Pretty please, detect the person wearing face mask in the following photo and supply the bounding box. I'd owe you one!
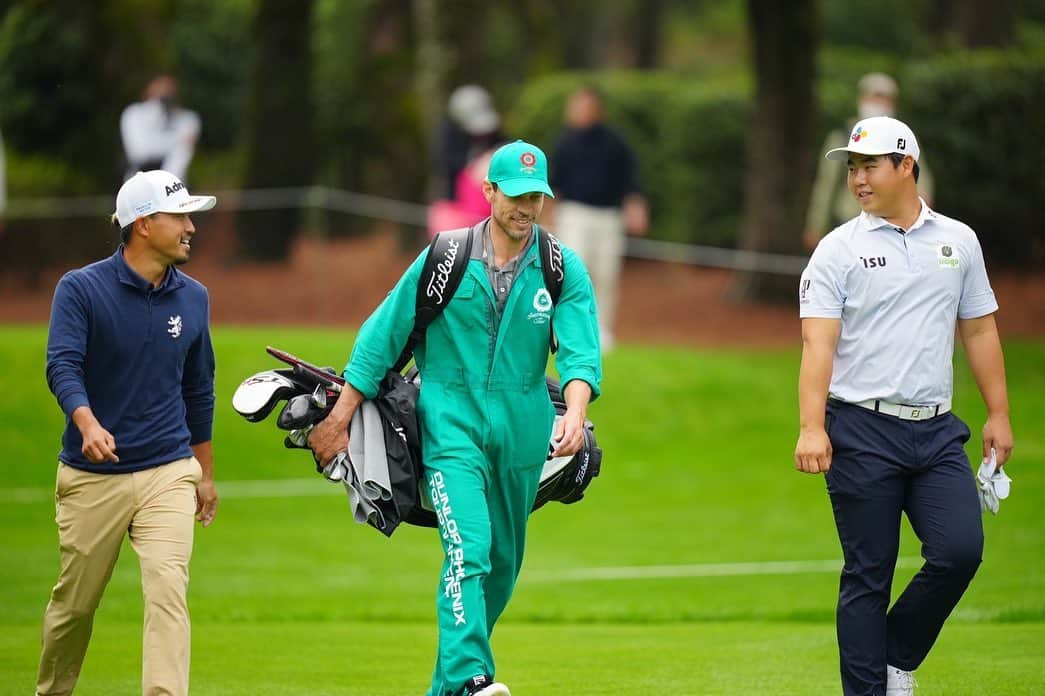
[803,74,934,250]
[120,74,202,182]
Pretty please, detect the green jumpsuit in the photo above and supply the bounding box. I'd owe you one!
[343,221,602,696]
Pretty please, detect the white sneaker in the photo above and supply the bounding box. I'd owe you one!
[886,665,917,695]
[465,675,510,696]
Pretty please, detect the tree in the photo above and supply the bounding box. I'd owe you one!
[956,0,1014,47]
[0,1,167,190]
[634,0,665,69]
[732,0,818,302]
[236,0,315,261]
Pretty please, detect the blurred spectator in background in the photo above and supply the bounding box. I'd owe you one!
[428,85,504,237]
[120,74,201,182]
[549,85,647,352]
[804,73,934,250]
[0,126,6,236]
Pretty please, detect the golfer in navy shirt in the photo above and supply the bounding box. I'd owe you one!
[795,117,1014,696]
[38,170,218,696]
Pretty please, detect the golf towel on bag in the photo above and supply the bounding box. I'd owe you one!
[323,369,434,536]
[343,400,394,528]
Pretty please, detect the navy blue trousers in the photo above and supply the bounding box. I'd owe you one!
[824,400,983,696]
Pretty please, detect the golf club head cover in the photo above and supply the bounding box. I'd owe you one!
[232,370,302,422]
[277,393,333,430]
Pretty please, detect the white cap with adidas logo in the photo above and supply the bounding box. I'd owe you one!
[114,170,216,228]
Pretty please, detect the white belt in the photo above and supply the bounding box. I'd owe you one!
[849,398,951,421]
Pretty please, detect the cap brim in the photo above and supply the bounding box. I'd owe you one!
[160,195,217,214]
[496,178,554,198]
[826,145,894,161]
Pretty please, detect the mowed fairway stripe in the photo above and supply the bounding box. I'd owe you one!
[1,477,340,503]
[525,556,923,582]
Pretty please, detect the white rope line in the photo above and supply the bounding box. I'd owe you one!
[5,186,809,274]
[523,557,924,582]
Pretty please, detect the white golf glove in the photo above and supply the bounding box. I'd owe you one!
[976,448,1012,515]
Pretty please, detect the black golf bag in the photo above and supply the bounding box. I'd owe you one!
[232,347,602,536]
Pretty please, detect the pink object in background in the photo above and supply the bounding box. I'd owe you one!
[426,148,496,238]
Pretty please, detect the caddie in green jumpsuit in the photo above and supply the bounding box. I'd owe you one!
[310,140,602,696]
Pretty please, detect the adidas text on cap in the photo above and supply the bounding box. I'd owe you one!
[487,140,554,198]
[114,170,217,228]
[826,116,920,163]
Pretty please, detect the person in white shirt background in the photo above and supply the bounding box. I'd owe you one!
[120,74,201,182]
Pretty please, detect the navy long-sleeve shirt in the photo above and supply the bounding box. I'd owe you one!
[549,123,641,208]
[46,247,215,474]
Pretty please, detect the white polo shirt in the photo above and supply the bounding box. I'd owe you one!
[799,200,998,405]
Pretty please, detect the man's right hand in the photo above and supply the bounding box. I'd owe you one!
[795,427,832,474]
[307,382,364,466]
[82,423,119,464]
[307,414,350,468]
[72,406,119,464]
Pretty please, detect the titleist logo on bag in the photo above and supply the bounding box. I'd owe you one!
[546,235,564,283]
[425,238,460,305]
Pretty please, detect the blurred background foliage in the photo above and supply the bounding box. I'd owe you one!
[1,0,1044,271]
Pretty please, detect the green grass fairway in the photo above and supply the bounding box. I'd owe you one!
[1,325,1043,694]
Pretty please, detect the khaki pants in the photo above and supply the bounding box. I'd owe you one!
[37,457,202,696]
[553,200,625,349]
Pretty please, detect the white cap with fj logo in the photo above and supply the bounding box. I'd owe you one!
[114,170,217,228]
[826,116,920,163]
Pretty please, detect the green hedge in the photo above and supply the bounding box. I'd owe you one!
[0,152,115,285]
[508,70,853,248]
[508,52,1045,264]
[508,72,753,246]
[904,50,1045,264]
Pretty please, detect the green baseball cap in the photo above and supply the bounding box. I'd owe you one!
[487,140,555,198]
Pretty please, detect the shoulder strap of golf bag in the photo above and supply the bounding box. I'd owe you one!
[536,226,565,353]
[392,228,473,373]
[391,225,566,372]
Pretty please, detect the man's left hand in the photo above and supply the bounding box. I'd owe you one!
[551,409,586,457]
[983,414,1014,467]
[195,479,219,527]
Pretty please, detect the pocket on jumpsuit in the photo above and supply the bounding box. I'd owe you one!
[443,277,486,332]
[510,393,556,472]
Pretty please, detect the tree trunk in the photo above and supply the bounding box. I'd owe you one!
[634,0,664,69]
[732,0,817,302]
[236,0,315,262]
[413,0,446,141]
[956,0,1013,47]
